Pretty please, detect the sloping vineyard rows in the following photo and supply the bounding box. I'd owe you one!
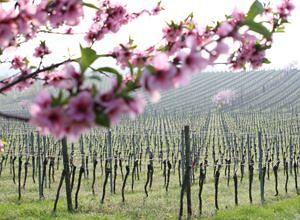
[1,69,300,117]
[147,68,300,114]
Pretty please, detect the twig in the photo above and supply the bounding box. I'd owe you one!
[0,111,29,122]
[0,59,75,94]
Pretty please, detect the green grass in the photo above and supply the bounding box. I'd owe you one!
[0,193,300,219]
[213,195,300,220]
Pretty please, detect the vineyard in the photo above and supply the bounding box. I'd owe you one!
[1,68,300,219]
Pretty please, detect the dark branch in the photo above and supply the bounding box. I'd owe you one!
[0,58,75,94]
[0,111,29,122]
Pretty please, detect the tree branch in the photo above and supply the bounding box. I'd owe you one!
[0,111,29,122]
[0,58,75,94]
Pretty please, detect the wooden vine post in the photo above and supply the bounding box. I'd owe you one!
[61,138,73,211]
[181,129,185,185]
[258,130,264,204]
[108,129,113,194]
[37,134,44,199]
[179,125,192,220]
[289,136,293,175]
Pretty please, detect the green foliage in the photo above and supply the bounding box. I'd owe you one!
[246,0,264,21]
[244,0,272,39]
[95,67,123,88]
[51,90,68,107]
[95,112,110,127]
[80,46,98,73]
[263,58,271,64]
[275,26,285,33]
[82,2,99,10]
[244,20,272,38]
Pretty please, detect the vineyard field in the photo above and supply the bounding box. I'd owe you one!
[1,69,300,219]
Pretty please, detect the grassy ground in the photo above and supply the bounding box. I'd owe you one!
[1,193,300,220]
[212,195,300,220]
[0,162,299,219]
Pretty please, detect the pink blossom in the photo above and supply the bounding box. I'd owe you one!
[95,86,145,125]
[42,71,68,88]
[64,64,81,80]
[125,94,145,118]
[163,25,182,43]
[0,20,18,49]
[63,92,95,142]
[85,3,128,43]
[14,79,34,91]
[210,41,229,62]
[85,1,160,44]
[231,33,265,69]
[30,90,96,142]
[277,0,295,19]
[30,106,67,139]
[64,122,89,143]
[184,34,200,50]
[0,2,48,50]
[141,63,176,92]
[148,90,161,103]
[172,68,191,89]
[112,45,133,69]
[42,64,80,89]
[0,140,4,153]
[130,51,148,67]
[179,50,209,73]
[0,0,292,143]
[96,91,127,126]
[151,1,164,15]
[15,10,33,34]
[231,8,245,23]
[66,91,95,123]
[140,53,185,102]
[217,22,234,37]
[106,5,128,33]
[167,41,185,55]
[140,67,175,102]
[249,50,266,69]
[212,89,236,106]
[34,42,51,58]
[13,69,34,91]
[103,99,127,126]
[152,53,169,71]
[216,41,229,54]
[11,56,26,70]
[47,0,83,27]
[32,1,48,25]
[123,74,134,84]
[29,90,52,116]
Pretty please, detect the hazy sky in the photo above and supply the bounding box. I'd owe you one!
[0,0,299,79]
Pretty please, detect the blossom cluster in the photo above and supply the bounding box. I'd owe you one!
[30,63,144,141]
[0,0,83,51]
[277,0,295,19]
[1,55,33,92]
[0,41,51,92]
[0,0,294,142]
[231,33,266,69]
[138,0,294,103]
[85,1,163,43]
[212,89,236,107]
